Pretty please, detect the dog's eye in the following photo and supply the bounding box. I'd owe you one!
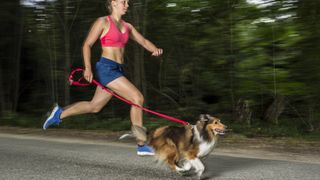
[214,121,218,124]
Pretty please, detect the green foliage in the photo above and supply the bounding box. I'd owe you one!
[60,115,132,131]
[231,120,305,138]
[0,112,43,128]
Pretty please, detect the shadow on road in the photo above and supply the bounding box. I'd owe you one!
[201,155,261,179]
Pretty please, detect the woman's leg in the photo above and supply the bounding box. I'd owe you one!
[60,86,113,119]
[107,76,145,144]
[107,77,144,127]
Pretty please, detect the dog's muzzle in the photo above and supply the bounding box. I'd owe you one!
[214,128,226,135]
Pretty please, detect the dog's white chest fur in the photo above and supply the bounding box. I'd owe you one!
[198,140,216,157]
[192,125,217,157]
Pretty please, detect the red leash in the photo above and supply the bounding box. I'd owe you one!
[69,68,189,125]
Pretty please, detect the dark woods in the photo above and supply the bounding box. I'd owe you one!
[1,0,319,137]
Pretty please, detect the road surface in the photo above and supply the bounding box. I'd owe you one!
[0,133,319,180]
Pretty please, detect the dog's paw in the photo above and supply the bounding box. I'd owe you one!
[177,169,196,177]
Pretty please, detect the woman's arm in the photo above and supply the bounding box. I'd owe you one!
[127,23,163,56]
[82,17,105,82]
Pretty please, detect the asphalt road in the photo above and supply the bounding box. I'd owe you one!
[0,133,319,180]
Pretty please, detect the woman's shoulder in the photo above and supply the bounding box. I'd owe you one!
[123,21,133,30]
[93,16,110,26]
[96,16,109,23]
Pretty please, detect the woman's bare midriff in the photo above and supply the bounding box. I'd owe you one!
[101,47,125,64]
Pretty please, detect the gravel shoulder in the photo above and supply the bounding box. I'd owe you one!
[1,126,319,164]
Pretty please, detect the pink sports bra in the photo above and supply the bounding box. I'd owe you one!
[100,16,130,48]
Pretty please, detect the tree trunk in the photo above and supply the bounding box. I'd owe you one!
[228,0,236,119]
[12,5,23,112]
[235,98,252,126]
[307,104,315,132]
[0,63,4,116]
[63,0,71,105]
[64,33,71,105]
[49,28,59,102]
[131,0,148,99]
[264,95,286,125]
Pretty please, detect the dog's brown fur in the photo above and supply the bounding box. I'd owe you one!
[148,114,226,178]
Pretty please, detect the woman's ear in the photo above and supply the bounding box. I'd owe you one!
[111,0,117,7]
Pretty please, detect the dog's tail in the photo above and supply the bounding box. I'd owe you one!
[118,133,134,140]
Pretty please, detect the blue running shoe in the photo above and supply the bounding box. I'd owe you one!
[43,104,63,130]
[137,144,155,156]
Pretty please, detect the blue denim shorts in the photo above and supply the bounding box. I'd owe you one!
[95,57,124,86]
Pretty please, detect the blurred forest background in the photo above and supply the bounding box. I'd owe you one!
[1,0,319,138]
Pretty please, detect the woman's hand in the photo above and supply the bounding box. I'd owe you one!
[83,68,93,83]
[151,48,163,57]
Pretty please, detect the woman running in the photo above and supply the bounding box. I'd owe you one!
[43,0,163,156]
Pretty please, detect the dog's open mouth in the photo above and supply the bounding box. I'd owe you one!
[214,128,225,135]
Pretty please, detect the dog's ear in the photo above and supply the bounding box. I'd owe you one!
[196,120,205,131]
[199,114,207,121]
[200,114,211,121]
[197,114,212,131]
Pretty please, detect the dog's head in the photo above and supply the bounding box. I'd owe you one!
[197,114,227,136]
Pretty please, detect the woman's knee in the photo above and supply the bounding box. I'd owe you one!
[89,103,104,113]
[131,93,144,105]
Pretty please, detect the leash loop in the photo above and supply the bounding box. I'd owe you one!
[69,68,91,86]
[68,68,189,125]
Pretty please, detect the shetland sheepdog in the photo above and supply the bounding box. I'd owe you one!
[148,114,227,179]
